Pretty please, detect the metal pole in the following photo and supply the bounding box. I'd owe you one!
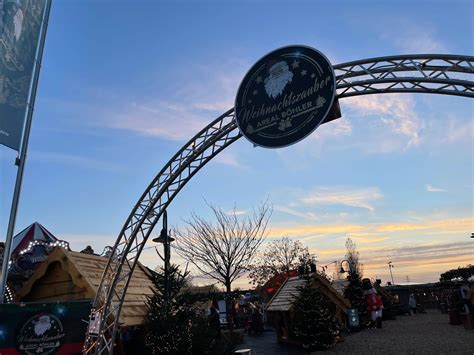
[162,211,169,305]
[388,262,395,285]
[0,0,52,303]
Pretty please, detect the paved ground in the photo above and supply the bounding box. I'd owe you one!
[234,310,474,354]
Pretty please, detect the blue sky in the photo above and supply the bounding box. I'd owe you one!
[1,0,473,287]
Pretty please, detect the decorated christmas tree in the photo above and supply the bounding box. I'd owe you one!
[144,264,214,355]
[293,279,340,351]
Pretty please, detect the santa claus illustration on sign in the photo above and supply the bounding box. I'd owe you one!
[264,61,293,99]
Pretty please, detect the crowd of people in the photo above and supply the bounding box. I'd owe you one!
[208,298,266,336]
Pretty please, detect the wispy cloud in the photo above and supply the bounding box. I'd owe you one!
[300,187,383,212]
[274,205,319,221]
[104,101,209,141]
[214,151,248,169]
[99,59,246,141]
[225,209,247,216]
[375,217,471,233]
[268,216,472,239]
[444,118,474,143]
[425,184,446,192]
[31,151,123,172]
[344,94,423,151]
[276,117,352,168]
[380,22,448,54]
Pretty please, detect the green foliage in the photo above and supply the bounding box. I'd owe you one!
[292,280,340,351]
[440,264,474,282]
[144,264,215,355]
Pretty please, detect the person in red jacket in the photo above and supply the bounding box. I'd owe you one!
[367,288,384,328]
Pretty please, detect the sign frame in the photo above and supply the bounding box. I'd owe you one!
[235,44,337,149]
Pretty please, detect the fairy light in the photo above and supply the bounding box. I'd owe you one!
[18,239,70,255]
[4,284,14,303]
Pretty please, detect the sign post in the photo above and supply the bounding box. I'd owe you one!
[0,0,52,303]
[235,45,339,148]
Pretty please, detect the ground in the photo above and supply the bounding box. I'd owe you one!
[234,310,474,354]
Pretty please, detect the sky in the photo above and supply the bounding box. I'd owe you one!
[1,0,473,289]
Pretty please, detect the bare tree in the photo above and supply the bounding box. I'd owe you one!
[345,237,363,276]
[173,201,272,294]
[248,236,316,288]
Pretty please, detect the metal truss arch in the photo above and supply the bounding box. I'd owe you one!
[85,54,473,354]
[334,54,473,98]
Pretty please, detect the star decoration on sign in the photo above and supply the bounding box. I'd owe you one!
[301,69,307,76]
[255,76,262,84]
[253,89,258,95]
[291,60,300,69]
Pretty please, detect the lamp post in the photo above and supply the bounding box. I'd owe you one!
[152,210,175,305]
[339,259,351,274]
[321,260,338,273]
[388,261,395,285]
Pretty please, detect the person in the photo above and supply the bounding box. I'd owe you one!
[250,308,263,335]
[208,306,221,338]
[409,293,417,314]
[469,284,474,316]
[367,288,384,328]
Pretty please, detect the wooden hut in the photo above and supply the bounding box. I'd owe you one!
[15,247,155,327]
[265,273,350,344]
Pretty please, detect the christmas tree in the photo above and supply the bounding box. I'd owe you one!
[293,279,340,351]
[144,264,214,355]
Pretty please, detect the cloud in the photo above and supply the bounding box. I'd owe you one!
[380,22,448,54]
[268,224,366,238]
[444,118,474,143]
[31,151,123,172]
[344,94,423,151]
[103,60,245,140]
[300,187,383,212]
[225,209,247,216]
[267,216,472,240]
[355,241,474,278]
[103,100,210,141]
[374,217,471,233]
[276,117,353,167]
[274,205,319,221]
[425,184,446,192]
[213,151,247,169]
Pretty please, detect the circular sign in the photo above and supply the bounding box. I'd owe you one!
[235,45,336,148]
[16,314,65,354]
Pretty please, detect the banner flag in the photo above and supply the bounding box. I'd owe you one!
[0,0,46,151]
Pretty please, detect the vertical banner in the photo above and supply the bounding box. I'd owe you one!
[0,0,46,151]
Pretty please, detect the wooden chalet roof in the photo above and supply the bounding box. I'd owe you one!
[15,247,155,326]
[266,276,306,312]
[266,273,351,313]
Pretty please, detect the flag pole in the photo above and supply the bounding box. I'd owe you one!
[0,0,52,303]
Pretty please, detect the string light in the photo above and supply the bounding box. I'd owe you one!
[4,284,14,303]
[18,239,70,255]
